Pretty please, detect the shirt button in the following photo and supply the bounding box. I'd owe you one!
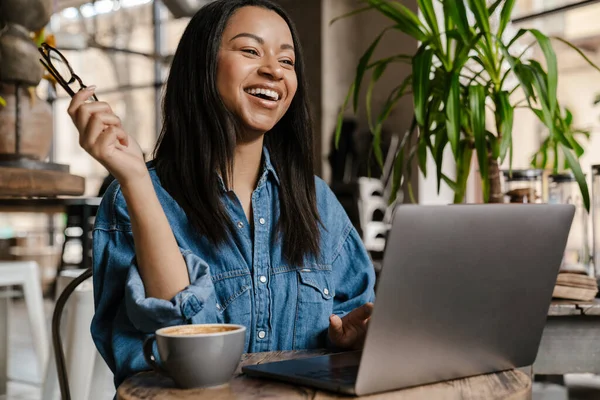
[259,217,266,225]
[258,330,266,339]
[237,221,244,229]
[323,288,329,295]
[259,275,267,283]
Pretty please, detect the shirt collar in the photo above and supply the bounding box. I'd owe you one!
[261,146,280,186]
[215,146,280,192]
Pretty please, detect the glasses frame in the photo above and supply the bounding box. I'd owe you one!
[38,42,98,101]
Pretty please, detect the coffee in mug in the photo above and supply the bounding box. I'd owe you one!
[161,325,240,335]
[143,323,246,388]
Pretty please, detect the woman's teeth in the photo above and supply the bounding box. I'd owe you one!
[245,88,279,101]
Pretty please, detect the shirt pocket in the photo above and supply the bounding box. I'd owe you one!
[212,272,252,350]
[294,267,334,349]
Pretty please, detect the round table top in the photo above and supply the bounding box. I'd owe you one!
[117,350,532,400]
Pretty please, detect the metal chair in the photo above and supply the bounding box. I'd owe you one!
[51,267,93,400]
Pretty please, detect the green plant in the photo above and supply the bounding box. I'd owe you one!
[531,107,591,171]
[336,0,600,210]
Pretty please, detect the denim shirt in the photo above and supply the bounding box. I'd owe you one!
[91,148,376,388]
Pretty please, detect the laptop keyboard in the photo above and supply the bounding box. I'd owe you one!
[296,365,359,384]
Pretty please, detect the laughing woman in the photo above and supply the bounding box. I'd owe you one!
[67,0,375,387]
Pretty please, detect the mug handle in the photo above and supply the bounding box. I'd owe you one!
[143,335,170,377]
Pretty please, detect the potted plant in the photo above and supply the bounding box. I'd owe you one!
[336,0,600,210]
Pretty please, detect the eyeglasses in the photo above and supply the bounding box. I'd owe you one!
[38,42,98,101]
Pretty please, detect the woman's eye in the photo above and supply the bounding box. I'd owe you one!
[281,59,295,66]
[242,49,259,56]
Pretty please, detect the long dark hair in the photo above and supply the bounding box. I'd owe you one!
[153,0,320,266]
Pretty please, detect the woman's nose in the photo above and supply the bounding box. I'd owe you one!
[258,56,284,80]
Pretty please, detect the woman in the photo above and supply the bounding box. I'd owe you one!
[67,0,375,387]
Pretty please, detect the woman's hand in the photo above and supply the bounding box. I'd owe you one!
[328,302,373,350]
[67,86,147,186]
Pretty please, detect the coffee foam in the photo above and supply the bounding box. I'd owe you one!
[161,325,239,336]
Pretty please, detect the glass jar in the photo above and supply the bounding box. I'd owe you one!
[548,173,591,275]
[592,165,600,279]
[502,169,543,204]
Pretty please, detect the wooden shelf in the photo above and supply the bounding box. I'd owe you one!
[0,166,85,197]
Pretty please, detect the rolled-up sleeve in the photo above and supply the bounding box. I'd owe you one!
[125,249,217,333]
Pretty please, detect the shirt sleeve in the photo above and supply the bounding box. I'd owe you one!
[124,247,218,333]
[330,224,376,319]
[93,226,219,336]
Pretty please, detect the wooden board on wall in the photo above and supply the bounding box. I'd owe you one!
[0,166,85,197]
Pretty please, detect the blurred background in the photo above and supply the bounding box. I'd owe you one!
[3,1,600,399]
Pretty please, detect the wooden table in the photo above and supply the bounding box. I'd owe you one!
[117,350,532,399]
[534,299,600,375]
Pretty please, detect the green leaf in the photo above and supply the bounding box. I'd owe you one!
[487,130,499,160]
[497,36,535,103]
[370,74,411,174]
[506,29,528,50]
[454,33,485,69]
[390,144,405,204]
[367,0,428,41]
[418,133,428,178]
[469,84,489,202]
[552,36,600,74]
[553,142,559,172]
[529,29,558,116]
[540,139,549,169]
[417,0,439,37]
[560,143,590,211]
[498,0,517,37]
[366,61,390,132]
[372,125,384,169]
[334,82,355,148]
[377,75,412,127]
[563,129,585,157]
[496,91,513,163]
[488,0,503,15]
[435,133,449,193]
[466,0,491,37]
[512,64,536,101]
[412,47,434,126]
[527,63,556,138]
[444,0,471,42]
[367,54,412,69]
[405,143,419,203]
[565,108,573,127]
[353,28,390,112]
[442,174,459,192]
[455,139,473,203]
[390,119,417,203]
[446,72,461,156]
[329,5,373,26]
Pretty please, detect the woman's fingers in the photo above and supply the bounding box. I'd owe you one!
[66,86,96,118]
[80,112,123,151]
[74,102,117,132]
[91,126,125,161]
[347,303,373,325]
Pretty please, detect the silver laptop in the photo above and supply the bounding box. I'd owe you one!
[242,204,575,396]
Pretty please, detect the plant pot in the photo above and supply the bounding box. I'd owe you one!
[0,82,53,160]
[0,0,52,32]
[0,24,44,86]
